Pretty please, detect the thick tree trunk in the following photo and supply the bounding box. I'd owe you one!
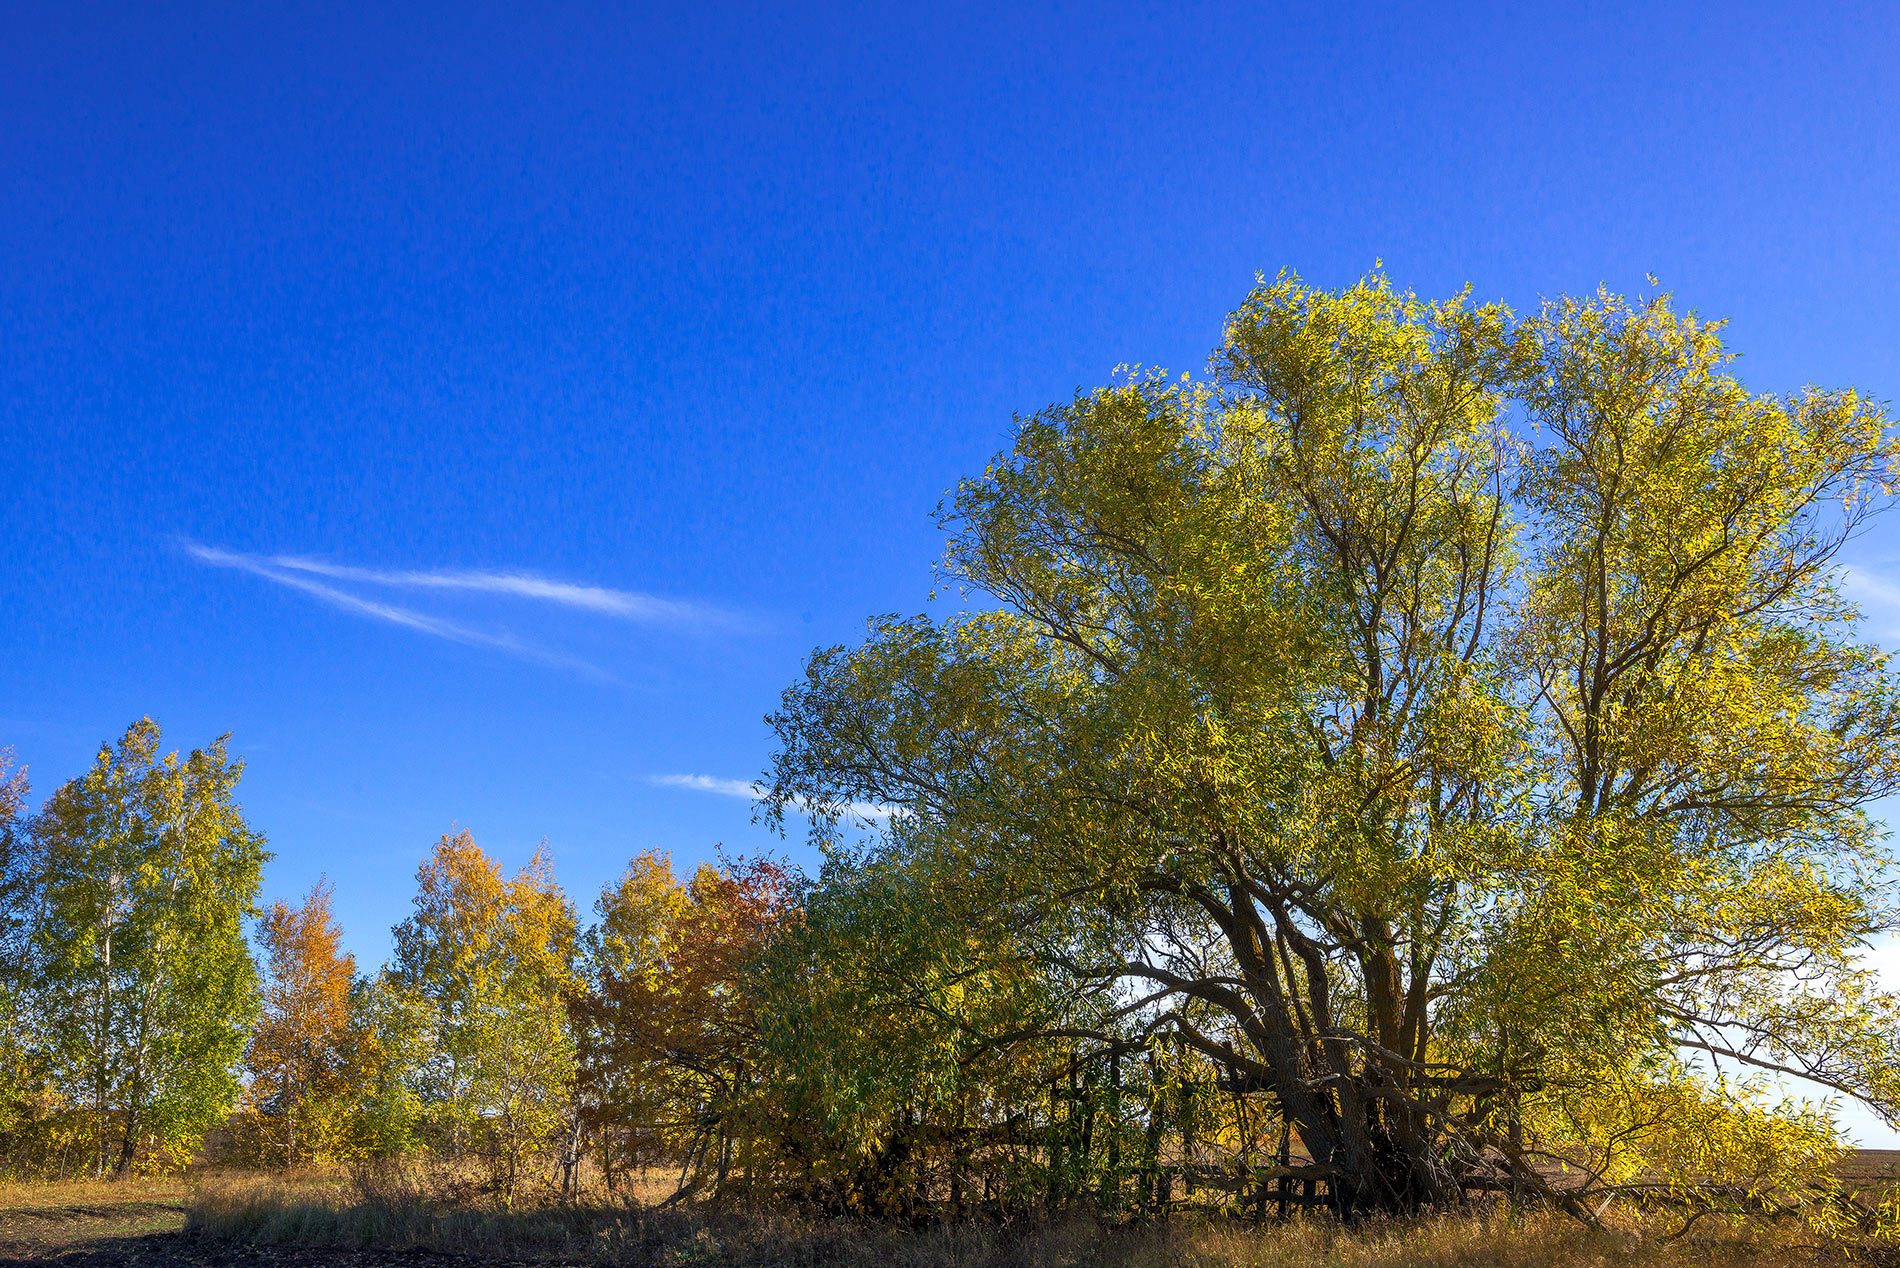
[113,1100,139,1177]
[1280,1080,1462,1218]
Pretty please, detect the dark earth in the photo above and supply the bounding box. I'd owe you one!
[0,1184,545,1268]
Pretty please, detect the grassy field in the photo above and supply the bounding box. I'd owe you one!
[177,1170,1888,1268]
[0,1177,191,1263]
[0,1169,1889,1267]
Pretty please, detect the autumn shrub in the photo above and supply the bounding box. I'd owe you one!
[573,849,798,1201]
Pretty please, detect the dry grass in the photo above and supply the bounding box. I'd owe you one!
[183,1170,1877,1267]
[0,1174,190,1209]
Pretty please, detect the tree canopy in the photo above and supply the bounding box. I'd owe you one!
[3,274,1897,1237]
[767,273,1900,1216]
[241,879,360,1168]
[14,720,268,1175]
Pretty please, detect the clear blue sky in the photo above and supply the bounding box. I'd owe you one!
[4,0,1899,1127]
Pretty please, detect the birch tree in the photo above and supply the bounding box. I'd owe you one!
[25,720,267,1175]
[387,831,577,1206]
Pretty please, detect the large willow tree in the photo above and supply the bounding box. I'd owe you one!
[768,274,1900,1217]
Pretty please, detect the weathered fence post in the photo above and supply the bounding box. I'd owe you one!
[1047,1077,1063,1213]
[1275,1121,1291,1219]
[949,1100,968,1220]
[1101,1051,1122,1211]
[1179,1076,1198,1196]
[1138,1063,1165,1214]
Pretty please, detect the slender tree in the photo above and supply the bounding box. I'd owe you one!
[25,720,267,1175]
[387,831,577,1206]
[0,747,28,984]
[245,878,359,1167]
[0,750,44,1171]
[0,746,26,922]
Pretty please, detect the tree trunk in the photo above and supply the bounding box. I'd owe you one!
[559,1102,583,1202]
[1100,1053,1121,1211]
[94,921,112,1180]
[1279,1080,1459,1218]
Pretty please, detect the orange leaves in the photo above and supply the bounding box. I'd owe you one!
[255,880,354,1053]
[392,830,577,1003]
[573,851,796,1182]
[384,831,580,1203]
[588,851,794,1061]
[244,880,358,1167]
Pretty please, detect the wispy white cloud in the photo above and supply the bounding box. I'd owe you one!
[653,774,770,799]
[650,773,899,822]
[186,544,608,677]
[1842,563,1900,609]
[188,546,736,629]
[1841,564,1900,640]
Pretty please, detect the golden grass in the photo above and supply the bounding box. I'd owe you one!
[183,1170,1870,1267]
[0,1174,190,1209]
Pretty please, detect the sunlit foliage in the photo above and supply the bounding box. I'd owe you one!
[9,721,267,1176]
[3,273,1896,1241]
[767,273,1900,1219]
[237,879,363,1168]
[382,831,578,1206]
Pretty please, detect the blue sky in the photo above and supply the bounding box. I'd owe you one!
[4,1,1899,1134]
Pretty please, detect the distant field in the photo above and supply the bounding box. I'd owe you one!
[1834,1149,1900,1182]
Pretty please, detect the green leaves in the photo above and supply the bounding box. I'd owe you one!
[15,720,268,1176]
[766,271,1900,1217]
[384,832,578,1204]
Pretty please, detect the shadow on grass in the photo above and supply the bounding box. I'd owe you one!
[184,1171,1880,1268]
[0,1230,487,1267]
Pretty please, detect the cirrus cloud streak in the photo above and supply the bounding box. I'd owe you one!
[650,773,899,822]
[187,545,610,676]
[181,542,772,678]
[188,545,738,629]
